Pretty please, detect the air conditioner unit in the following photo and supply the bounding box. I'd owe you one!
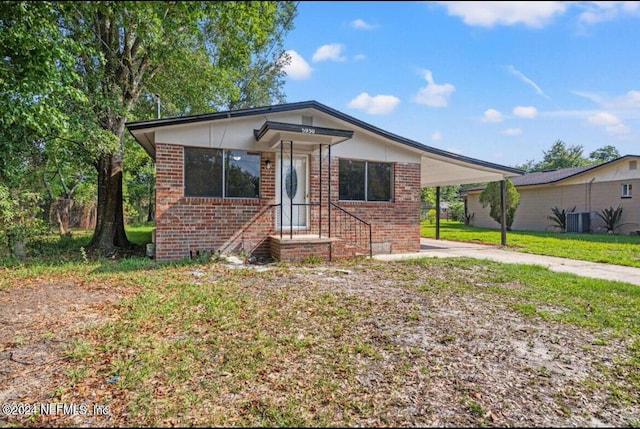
[566,212,590,233]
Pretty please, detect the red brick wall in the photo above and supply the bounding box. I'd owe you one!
[154,143,420,261]
[329,160,421,253]
[155,144,276,261]
[270,237,332,262]
[312,155,421,254]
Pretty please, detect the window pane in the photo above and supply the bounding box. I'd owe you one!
[184,147,222,197]
[339,159,365,200]
[226,151,260,198]
[367,162,391,201]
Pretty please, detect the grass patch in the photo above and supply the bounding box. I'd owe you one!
[125,223,155,245]
[405,256,640,407]
[407,256,640,335]
[45,263,424,427]
[3,225,639,426]
[421,219,640,267]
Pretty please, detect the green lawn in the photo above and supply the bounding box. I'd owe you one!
[421,219,640,268]
[2,222,640,426]
[2,255,639,427]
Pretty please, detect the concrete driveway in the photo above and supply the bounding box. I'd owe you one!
[374,237,640,286]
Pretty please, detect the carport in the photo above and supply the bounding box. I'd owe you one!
[418,150,523,245]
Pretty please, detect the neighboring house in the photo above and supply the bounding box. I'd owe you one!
[126,100,521,262]
[464,155,640,234]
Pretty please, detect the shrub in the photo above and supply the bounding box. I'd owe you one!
[596,205,625,233]
[427,208,436,224]
[479,179,520,230]
[448,201,465,222]
[547,206,576,231]
[0,184,48,257]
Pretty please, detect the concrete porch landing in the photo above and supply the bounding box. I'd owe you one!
[269,234,332,262]
[269,234,369,262]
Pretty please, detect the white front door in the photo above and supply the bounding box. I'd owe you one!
[276,154,308,229]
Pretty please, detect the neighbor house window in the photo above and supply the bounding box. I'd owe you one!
[338,159,391,201]
[622,183,632,198]
[184,147,259,198]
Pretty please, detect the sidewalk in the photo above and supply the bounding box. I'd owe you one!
[373,237,640,286]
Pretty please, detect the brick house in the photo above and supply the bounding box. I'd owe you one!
[126,101,520,262]
[464,155,640,234]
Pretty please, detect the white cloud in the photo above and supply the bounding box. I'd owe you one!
[280,50,313,80]
[588,111,629,134]
[353,53,366,61]
[605,90,640,110]
[572,89,640,115]
[513,106,538,118]
[351,18,377,30]
[506,65,549,98]
[437,1,567,28]
[431,131,442,142]
[578,1,640,25]
[482,108,504,123]
[312,43,346,62]
[412,70,455,107]
[501,128,522,136]
[348,93,400,115]
[572,90,604,104]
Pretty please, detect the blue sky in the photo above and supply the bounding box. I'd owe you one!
[280,1,640,167]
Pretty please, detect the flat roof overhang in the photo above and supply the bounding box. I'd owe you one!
[420,154,522,187]
[254,121,354,149]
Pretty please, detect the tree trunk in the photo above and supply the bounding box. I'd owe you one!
[55,197,72,236]
[146,174,155,222]
[87,153,131,252]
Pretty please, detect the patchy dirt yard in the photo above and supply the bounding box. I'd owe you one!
[1,258,638,427]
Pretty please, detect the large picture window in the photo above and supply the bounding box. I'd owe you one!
[339,159,391,201]
[184,147,259,198]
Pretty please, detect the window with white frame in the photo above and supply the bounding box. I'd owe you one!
[184,147,260,198]
[621,183,632,198]
[338,159,392,201]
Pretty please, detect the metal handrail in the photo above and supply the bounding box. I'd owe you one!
[329,202,372,258]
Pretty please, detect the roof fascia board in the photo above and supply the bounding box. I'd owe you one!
[125,100,524,175]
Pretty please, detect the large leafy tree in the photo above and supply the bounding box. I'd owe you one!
[0,1,85,186]
[50,1,297,253]
[515,141,621,172]
[0,2,89,251]
[479,179,520,230]
[420,185,460,207]
[534,140,587,172]
[589,145,620,163]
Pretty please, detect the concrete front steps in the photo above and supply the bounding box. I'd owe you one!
[269,234,370,262]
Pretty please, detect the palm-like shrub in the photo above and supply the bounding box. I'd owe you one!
[595,205,624,233]
[547,206,576,231]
